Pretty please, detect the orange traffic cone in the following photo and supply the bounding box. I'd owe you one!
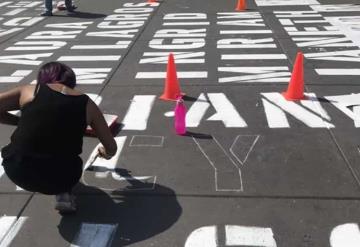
[236,0,247,11]
[282,52,305,101]
[147,0,156,3]
[159,53,184,101]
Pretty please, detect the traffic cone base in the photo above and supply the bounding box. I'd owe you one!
[282,52,305,101]
[281,91,305,101]
[159,92,185,101]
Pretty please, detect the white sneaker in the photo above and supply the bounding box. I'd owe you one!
[55,193,76,214]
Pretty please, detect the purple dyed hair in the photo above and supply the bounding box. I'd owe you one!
[36,62,76,89]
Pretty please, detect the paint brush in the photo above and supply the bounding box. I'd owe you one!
[84,152,99,171]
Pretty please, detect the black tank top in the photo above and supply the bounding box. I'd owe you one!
[3,84,89,158]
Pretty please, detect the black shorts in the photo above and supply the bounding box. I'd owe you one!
[2,153,83,195]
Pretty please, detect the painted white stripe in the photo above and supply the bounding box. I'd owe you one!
[217,12,261,18]
[71,45,127,49]
[185,226,217,247]
[294,37,354,48]
[71,41,131,49]
[222,54,287,60]
[325,17,360,47]
[86,94,102,106]
[0,2,12,7]
[304,27,322,32]
[219,67,290,83]
[74,68,112,84]
[330,223,360,247]
[6,41,67,51]
[325,93,360,128]
[84,136,126,171]
[136,71,207,78]
[4,8,26,16]
[262,98,289,128]
[316,69,360,75]
[140,52,205,64]
[226,225,277,246]
[0,216,27,247]
[302,93,331,121]
[163,22,210,26]
[279,19,293,26]
[288,31,343,35]
[155,29,206,38]
[17,1,42,7]
[58,56,121,61]
[0,70,32,83]
[284,27,298,32]
[207,93,247,127]
[311,4,360,12]
[218,44,277,48]
[70,223,117,247]
[262,92,334,128]
[186,93,210,127]
[0,28,23,38]
[256,0,319,6]
[220,30,272,34]
[354,106,360,128]
[122,95,156,130]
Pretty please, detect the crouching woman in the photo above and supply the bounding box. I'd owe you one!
[0,62,117,213]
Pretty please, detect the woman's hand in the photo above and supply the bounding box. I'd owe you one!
[97,146,114,160]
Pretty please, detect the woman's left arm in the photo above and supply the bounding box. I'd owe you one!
[0,86,23,113]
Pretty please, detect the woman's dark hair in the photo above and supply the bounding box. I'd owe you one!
[36,62,76,91]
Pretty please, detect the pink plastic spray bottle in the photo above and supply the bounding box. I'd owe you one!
[174,97,187,135]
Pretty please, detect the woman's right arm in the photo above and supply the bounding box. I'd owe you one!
[86,99,117,159]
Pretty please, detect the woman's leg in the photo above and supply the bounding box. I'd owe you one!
[41,0,53,16]
[55,191,76,213]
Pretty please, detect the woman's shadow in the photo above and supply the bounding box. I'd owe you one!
[57,169,182,246]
